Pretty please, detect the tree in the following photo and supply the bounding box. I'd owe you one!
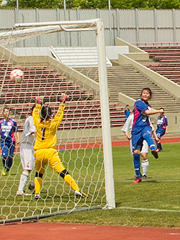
[4,0,180,9]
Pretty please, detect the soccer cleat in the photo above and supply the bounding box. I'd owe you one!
[16,191,31,196]
[151,149,159,159]
[28,184,35,194]
[1,168,8,176]
[133,177,142,184]
[156,148,162,152]
[142,174,148,179]
[35,194,41,200]
[74,190,87,198]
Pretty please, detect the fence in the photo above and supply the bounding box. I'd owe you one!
[1,8,180,46]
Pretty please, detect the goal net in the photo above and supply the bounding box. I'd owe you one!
[0,19,115,223]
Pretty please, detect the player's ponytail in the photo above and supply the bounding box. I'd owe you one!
[40,105,52,122]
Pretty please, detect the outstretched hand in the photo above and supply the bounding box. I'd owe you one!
[36,96,44,104]
[60,93,68,103]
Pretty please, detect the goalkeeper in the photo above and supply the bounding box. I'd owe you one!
[32,95,86,199]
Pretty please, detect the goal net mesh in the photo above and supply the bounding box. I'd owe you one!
[0,19,114,223]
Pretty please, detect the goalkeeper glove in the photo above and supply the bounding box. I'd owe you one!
[60,93,68,103]
[36,96,44,105]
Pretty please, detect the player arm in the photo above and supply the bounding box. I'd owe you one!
[165,125,168,134]
[152,129,159,142]
[165,117,168,133]
[53,104,65,124]
[121,115,132,140]
[32,104,41,128]
[16,131,20,144]
[124,132,131,140]
[145,108,164,115]
[26,117,36,136]
[53,94,67,124]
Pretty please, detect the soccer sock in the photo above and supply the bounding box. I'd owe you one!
[141,159,149,176]
[18,171,29,192]
[143,133,156,150]
[34,177,42,194]
[2,157,6,168]
[64,174,80,191]
[30,173,35,187]
[6,157,13,172]
[133,153,141,178]
[157,142,162,150]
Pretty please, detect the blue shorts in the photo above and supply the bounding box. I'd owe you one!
[1,141,15,158]
[132,126,152,152]
[156,128,165,139]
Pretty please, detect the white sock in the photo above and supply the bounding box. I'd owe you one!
[18,171,29,192]
[141,159,149,176]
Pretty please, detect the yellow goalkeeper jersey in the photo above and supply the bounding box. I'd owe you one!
[33,103,65,150]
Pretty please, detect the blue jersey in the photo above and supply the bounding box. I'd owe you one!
[125,109,130,119]
[132,99,151,133]
[0,118,18,143]
[157,115,168,130]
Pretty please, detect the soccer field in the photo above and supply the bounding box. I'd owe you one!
[1,143,180,227]
[41,143,180,228]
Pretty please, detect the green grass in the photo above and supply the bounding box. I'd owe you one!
[1,143,180,228]
[41,143,180,228]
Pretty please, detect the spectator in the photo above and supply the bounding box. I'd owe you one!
[124,105,131,122]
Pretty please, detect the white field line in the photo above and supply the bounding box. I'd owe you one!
[118,206,180,213]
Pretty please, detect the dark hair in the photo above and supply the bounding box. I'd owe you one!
[40,105,52,122]
[3,107,9,112]
[31,104,36,114]
[159,107,164,111]
[141,87,152,99]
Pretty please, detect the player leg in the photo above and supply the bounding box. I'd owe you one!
[48,149,87,197]
[142,127,158,159]
[141,140,149,179]
[17,144,34,195]
[5,142,15,173]
[132,132,143,183]
[1,144,10,176]
[156,130,165,151]
[28,174,35,193]
[34,150,46,199]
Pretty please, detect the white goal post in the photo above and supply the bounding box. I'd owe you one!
[0,18,115,223]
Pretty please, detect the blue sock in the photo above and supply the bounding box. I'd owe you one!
[133,153,141,178]
[157,142,162,150]
[143,133,156,150]
[6,157,13,172]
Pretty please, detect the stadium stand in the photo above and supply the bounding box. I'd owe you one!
[137,44,180,85]
[0,60,125,131]
[77,62,179,113]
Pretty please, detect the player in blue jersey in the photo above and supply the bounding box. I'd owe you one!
[131,88,164,184]
[0,107,20,176]
[156,108,168,151]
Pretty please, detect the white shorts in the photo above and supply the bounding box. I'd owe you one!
[130,139,148,155]
[20,143,35,171]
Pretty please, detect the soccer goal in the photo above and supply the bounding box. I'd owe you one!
[0,18,115,223]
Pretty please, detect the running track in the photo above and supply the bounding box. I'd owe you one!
[1,222,180,240]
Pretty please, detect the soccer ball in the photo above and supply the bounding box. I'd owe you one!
[10,69,24,83]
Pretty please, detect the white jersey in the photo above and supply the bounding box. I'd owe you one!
[21,116,36,145]
[121,114,154,154]
[20,116,36,170]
